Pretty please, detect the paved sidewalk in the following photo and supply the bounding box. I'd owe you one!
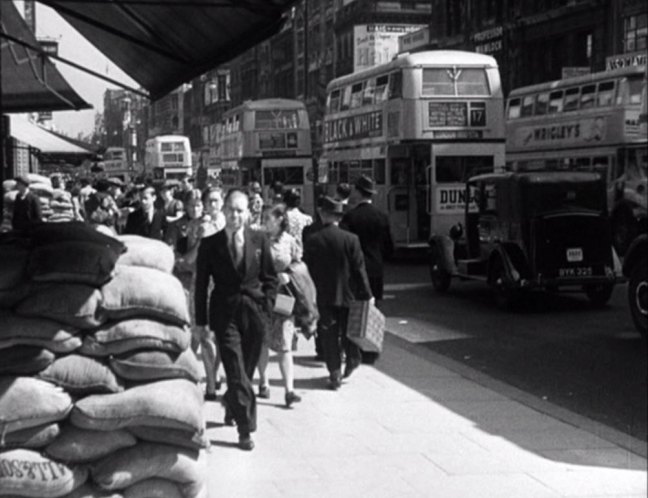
[201,334,647,498]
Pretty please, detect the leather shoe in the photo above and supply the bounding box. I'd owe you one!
[328,374,342,390]
[258,385,270,399]
[238,433,254,451]
[343,360,360,379]
[285,391,302,407]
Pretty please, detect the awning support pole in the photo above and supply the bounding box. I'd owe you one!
[0,31,150,98]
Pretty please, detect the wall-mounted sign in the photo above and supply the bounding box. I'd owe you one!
[354,24,425,72]
[398,27,430,53]
[472,26,503,55]
[605,51,647,71]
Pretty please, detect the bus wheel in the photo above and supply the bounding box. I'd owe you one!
[429,249,451,292]
[628,258,648,338]
[612,208,637,256]
[584,283,614,308]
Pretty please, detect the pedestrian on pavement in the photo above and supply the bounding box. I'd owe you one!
[11,175,42,233]
[256,203,304,408]
[195,189,278,451]
[303,196,372,390]
[124,186,167,240]
[248,191,265,230]
[201,186,226,235]
[283,188,312,247]
[160,184,184,224]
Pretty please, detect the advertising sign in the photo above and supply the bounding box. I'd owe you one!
[513,117,608,148]
[435,186,477,214]
[472,26,503,55]
[398,26,430,53]
[605,51,647,71]
[324,111,383,143]
[354,24,425,72]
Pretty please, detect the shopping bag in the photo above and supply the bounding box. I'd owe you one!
[346,300,385,353]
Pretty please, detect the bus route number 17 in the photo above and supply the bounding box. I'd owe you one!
[469,103,486,127]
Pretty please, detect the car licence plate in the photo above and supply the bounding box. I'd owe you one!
[566,247,583,262]
[558,267,592,277]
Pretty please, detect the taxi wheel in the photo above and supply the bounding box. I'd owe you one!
[628,258,648,338]
[429,249,451,293]
[584,283,614,308]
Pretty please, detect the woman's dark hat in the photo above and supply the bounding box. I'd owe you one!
[320,196,344,215]
[355,175,377,195]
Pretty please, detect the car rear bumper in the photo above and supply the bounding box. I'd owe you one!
[523,274,618,288]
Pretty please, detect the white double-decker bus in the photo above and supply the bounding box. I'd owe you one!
[144,135,192,180]
[321,50,505,248]
[505,65,647,253]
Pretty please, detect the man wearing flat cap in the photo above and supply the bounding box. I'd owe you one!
[11,175,42,233]
[303,196,373,390]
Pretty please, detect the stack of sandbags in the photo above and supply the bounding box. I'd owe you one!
[49,189,76,223]
[0,225,209,498]
[27,174,55,222]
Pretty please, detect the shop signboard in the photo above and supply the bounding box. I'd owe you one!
[472,26,503,55]
[605,51,647,71]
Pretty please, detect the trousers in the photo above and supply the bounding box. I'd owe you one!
[213,296,266,434]
[319,305,361,377]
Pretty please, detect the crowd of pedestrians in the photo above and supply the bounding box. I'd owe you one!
[6,172,393,452]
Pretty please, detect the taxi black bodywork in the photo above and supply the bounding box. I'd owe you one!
[428,171,618,307]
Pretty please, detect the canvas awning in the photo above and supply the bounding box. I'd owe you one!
[9,116,94,155]
[0,1,91,113]
[43,0,297,101]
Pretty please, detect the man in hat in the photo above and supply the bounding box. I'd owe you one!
[303,196,372,390]
[11,175,42,233]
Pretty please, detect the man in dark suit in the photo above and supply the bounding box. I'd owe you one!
[342,175,394,302]
[195,189,278,451]
[124,186,167,240]
[11,175,42,233]
[303,196,372,390]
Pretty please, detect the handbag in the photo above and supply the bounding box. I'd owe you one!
[273,285,296,317]
[346,300,385,353]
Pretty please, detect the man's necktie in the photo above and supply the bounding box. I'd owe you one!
[230,230,243,267]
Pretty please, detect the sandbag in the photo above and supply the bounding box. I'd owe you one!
[0,424,60,450]
[30,182,54,197]
[90,443,204,497]
[27,173,51,186]
[80,320,189,357]
[127,426,208,451]
[109,349,200,383]
[0,377,72,433]
[70,379,204,433]
[38,355,123,395]
[123,478,183,498]
[0,346,55,375]
[100,266,189,326]
[117,236,175,274]
[0,243,29,291]
[0,312,82,353]
[28,241,119,287]
[31,222,125,255]
[15,284,104,329]
[57,483,123,498]
[0,449,87,498]
[45,427,136,464]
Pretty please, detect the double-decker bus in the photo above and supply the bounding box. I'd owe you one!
[216,99,313,212]
[144,135,192,180]
[505,65,648,254]
[321,50,505,248]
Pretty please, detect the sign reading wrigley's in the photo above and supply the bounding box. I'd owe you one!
[324,111,383,143]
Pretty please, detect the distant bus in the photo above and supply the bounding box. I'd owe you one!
[505,65,648,254]
[216,99,313,212]
[102,147,130,182]
[321,50,505,248]
[144,135,192,180]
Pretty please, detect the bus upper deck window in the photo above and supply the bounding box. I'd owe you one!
[350,82,364,108]
[363,79,376,105]
[580,84,596,109]
[563,87,580,111]
[626,76,643,104]
[535,93,549,115]
[328,90,341,112]
[161,143,172,152]
[597,81,615,106]
[340,86,352,110]
[520,95,534,117]
[422,69,453,95]
[456,68,489,96]
[388,71,402,99]
[375,75,389,103]
[507,98,521,119]
[548,90,564,113]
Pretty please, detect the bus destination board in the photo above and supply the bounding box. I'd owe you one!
[428,102,467,127]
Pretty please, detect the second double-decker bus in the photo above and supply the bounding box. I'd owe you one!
[321,50,505,248]
[144,135,192,180]
[216,98,313,212]
[505,65,647,254]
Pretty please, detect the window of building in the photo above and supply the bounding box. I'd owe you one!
[624,13,648,52]
[580,84,596,109]
[507,98,521,119]
[535,92,549,115]
[350,82,364,108]
[597,81,615,107]
[520,95,534,117]
[563,87,580,111]
[548,90,563,113]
